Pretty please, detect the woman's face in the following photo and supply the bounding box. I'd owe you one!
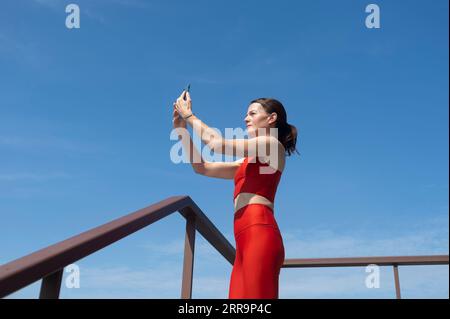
[244,103,276,137]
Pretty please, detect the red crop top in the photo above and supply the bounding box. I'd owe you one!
[233,156,282,203]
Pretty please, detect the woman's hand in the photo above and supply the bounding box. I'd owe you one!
[172,106,186,129]
[174,90,193,119]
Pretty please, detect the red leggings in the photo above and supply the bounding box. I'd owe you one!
[228,204,285,299]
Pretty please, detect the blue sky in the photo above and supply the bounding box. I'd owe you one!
[1,0,448,298]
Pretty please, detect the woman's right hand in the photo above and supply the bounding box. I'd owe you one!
[172,106,186,129]
[174,91,193,119]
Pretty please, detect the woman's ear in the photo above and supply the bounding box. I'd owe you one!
[268,112,278,125]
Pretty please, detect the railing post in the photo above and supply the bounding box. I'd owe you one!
[39,269,64,299]
[393,265,401,299]
[181,213,196,299]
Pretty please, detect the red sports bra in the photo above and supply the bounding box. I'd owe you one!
[233,157,282,203]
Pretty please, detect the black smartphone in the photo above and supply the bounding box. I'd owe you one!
[183,84,191,100]
[176,84,191,119]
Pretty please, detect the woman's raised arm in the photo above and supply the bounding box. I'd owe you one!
[173,107,244,179]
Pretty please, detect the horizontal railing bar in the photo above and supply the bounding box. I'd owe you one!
[0,196,235,298]
[283,255,449,268]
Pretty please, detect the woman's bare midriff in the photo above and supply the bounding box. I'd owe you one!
[234,192,274,213]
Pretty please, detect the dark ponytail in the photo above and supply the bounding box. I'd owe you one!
[279,122,299,157]
[250,98,300,157]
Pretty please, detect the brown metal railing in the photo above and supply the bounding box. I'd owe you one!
[283,255,449,299]
[0,196,448,299]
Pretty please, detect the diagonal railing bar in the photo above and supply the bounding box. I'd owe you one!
[0,196,235,299]
[178,200,235,264]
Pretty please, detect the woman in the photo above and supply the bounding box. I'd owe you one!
[173,90,299,299]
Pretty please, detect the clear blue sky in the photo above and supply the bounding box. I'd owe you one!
[1,0,448,298]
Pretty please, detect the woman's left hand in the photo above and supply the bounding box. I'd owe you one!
[172,106,186,129]
[174,90,192,119]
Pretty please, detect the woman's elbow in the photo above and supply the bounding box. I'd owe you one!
[192,163,205,175]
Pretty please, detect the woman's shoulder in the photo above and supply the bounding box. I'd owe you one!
[242,139,286,172]
[254,152,285,173]
[257,156,285,173]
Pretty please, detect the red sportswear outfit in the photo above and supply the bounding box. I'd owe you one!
[228,156,285,299]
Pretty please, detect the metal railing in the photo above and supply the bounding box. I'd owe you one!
[0,196,448,299]
[283,255,449,298]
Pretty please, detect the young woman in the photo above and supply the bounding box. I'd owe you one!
[173,91,299,299]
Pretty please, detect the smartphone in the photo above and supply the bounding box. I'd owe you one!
[182,83,190,101]
[176,84,191,119]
